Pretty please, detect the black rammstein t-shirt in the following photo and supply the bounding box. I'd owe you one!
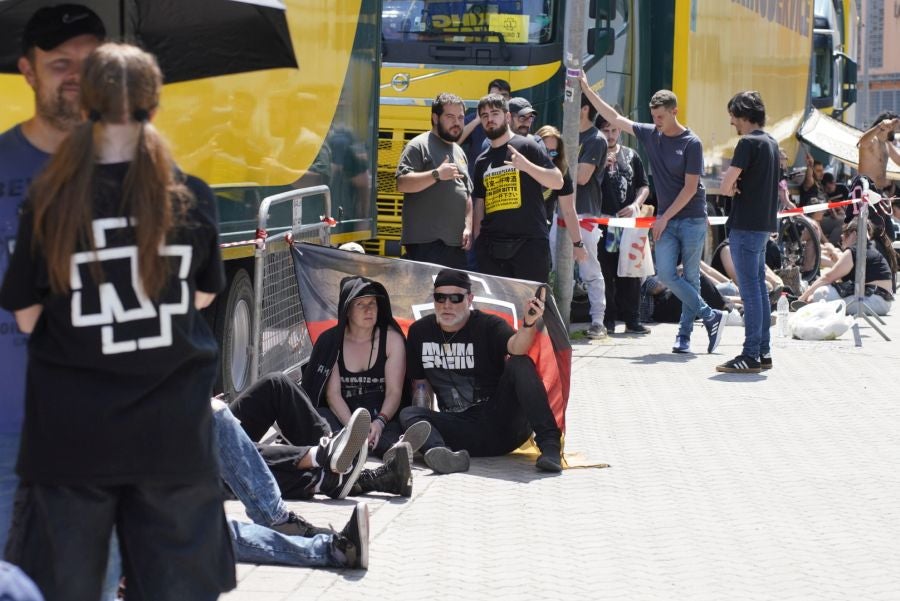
[0,163,225,484]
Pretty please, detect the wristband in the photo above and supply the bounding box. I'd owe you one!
[573,240,584,248]
[375,412,389,426]
[522,320,535,328]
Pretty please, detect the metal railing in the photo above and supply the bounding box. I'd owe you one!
[251,185,332,384]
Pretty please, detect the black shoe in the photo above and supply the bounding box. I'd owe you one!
[315,408,370,475]
[625,323,650,334]
[603,321,616,334]
[535,447,562,472]
[321,439,369,500]
[352,442,412,497]
[716,354,762,374]
[271,511,334,538]
[760,354,773,370]
[423,447,470,474]
[383,421,431,465]
[331,502,369,570]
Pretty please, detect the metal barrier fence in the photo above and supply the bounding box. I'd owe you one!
[251,185,332,385]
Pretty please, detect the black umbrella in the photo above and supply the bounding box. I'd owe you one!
[0,0,298,83]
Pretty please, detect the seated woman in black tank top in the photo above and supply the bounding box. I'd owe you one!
[302,276,408,458]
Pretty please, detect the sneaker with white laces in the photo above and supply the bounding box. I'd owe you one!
[703,309,726,354]
[671,334,691,354]
[382,420,431,465]
[315,407,370,475]
[716,354,762,374]
[585,323,608,340]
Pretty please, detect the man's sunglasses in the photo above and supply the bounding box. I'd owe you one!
[433,292,466,304]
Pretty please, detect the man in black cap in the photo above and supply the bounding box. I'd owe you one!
[508,96,538,137]
[0,2,105,553]
[399,268,563,473]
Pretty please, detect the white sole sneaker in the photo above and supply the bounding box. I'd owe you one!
[383,420,432,464]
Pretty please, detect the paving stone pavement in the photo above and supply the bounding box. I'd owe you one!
[222,313,900,601]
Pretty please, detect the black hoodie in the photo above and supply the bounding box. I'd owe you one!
[300,276,405,407]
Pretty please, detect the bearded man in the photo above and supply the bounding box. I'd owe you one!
[396,92,473,269]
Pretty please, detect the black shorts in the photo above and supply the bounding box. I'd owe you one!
[5,479,235,601]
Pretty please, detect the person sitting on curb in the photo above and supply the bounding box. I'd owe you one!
[301,275,430,460]
[400,269,563,474]
[226,373,421,499]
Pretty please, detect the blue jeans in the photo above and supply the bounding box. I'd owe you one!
[212,402,338,567]
[655,217,714,337]
[228,522,337,567]
[0,432,20,554]
[729,229,771,359]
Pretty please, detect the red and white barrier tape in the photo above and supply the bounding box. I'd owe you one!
[557,195,875,231]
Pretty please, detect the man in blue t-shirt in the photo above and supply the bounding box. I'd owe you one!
[717,92,780,374]
[0,4,104,551]
[580,72,726,355]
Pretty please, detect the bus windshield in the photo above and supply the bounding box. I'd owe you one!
[383,1,555,45]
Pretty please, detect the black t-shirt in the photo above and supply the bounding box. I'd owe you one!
[406,310,513,413]
[799,180,824,206]
[601,145,649,215]
[472,134,556,240]
[543,170,574,223]
[576,127,608,216]
[0,163,225,485]
[726,130,780,232]
[848,244,892,285]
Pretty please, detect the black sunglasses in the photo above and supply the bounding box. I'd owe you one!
[433,292,466,304]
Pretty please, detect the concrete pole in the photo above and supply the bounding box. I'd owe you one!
[555,0,589,326]
[859,0,870,128]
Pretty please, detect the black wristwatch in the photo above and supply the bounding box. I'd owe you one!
[573,240,585,248]
[431,169,440,181]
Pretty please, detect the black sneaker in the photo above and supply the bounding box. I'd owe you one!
[535,447,562,473]
[315,407,370,475]
[319,436,369,500]
[271,511,334,538]
[625,323,650,334]
[383,420,431,464]
[423,447,470,474]
[353,442,413,497]
[603,321,616,335]
[703,310,726,353]
[760,354,773,370]
[331,502,369,570]
[716,354,761,374]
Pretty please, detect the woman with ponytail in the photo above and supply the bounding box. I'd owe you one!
[0,43,235,600]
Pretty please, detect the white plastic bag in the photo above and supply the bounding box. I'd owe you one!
[788,299,854,340]
[617,228,654,277]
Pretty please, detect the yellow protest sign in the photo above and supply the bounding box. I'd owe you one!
[483,164,522,214]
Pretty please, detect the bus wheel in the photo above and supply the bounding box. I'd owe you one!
[216,268,254,397]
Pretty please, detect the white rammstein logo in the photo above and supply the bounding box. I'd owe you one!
[70,217,191,355]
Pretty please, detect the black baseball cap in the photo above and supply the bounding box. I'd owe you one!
[22,4,106,56]
[434,268,472,291]
[508,97,537,117]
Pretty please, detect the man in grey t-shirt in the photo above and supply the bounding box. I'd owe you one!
[396,93,473,269]
[580,72,726,356]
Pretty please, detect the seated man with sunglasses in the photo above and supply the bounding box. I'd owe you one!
[399,269,563,474]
